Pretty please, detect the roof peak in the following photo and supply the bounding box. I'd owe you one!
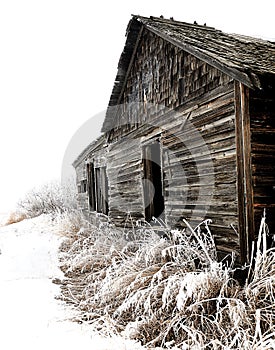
[132,14,275,44]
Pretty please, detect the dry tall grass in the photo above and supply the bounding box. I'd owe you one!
[56,213,275,349]
[4,211,27,225]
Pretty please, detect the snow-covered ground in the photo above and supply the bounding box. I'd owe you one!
[0,214,145,350]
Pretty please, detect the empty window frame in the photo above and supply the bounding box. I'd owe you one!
[142,140,164,221]
[86,163,109,215]
[95,166,109,215]
[77,184,81,193]
[87,162,96,211]
[79,180,87,193]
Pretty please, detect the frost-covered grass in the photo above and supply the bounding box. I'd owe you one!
[56,213,275,349]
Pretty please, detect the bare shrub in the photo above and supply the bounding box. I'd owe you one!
[56,214,275,349]
[16,179,77,218]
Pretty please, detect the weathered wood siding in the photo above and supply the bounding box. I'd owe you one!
[106,29,240,259]
[250,76,275,238]
[109,29,232,140]
[75,162,89,213]
[161,83,239,258]
[74,139,107,220]
[107,138,144,225]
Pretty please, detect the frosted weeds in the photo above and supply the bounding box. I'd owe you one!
[56,212,275,349]
[2,209,271,349]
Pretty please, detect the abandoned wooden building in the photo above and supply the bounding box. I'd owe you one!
[73,15,275,264]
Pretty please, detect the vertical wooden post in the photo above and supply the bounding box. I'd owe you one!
[235,82,255,264]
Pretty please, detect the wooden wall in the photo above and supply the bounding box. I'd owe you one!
[160,83,239,258]
[105,29,241,259]
[106,137,144,225]
[109,29,232,141]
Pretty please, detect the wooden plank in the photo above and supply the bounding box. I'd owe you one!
[234,82,254,264]
[241,84,255,253]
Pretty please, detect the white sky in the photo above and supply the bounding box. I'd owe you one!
[0,0,274,212]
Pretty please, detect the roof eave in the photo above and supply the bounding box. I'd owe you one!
[72,135,105,168]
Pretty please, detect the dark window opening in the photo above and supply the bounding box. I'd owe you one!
[142,141,165,221]
[79,180,87,193]
[85,163,109,215]
[87,163,96,211]
[95,166,109,215]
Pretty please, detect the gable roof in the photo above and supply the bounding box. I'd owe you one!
[102,15,275,132]
[136,16,275,84]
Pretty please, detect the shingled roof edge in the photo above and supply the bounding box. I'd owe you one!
[101,15,274,132]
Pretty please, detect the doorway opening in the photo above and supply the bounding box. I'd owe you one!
[142,141,164,221]
[87,163,109,215]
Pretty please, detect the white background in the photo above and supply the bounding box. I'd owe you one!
[0,0,274,211]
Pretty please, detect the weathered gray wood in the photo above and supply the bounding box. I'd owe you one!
[234,82,255,264]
